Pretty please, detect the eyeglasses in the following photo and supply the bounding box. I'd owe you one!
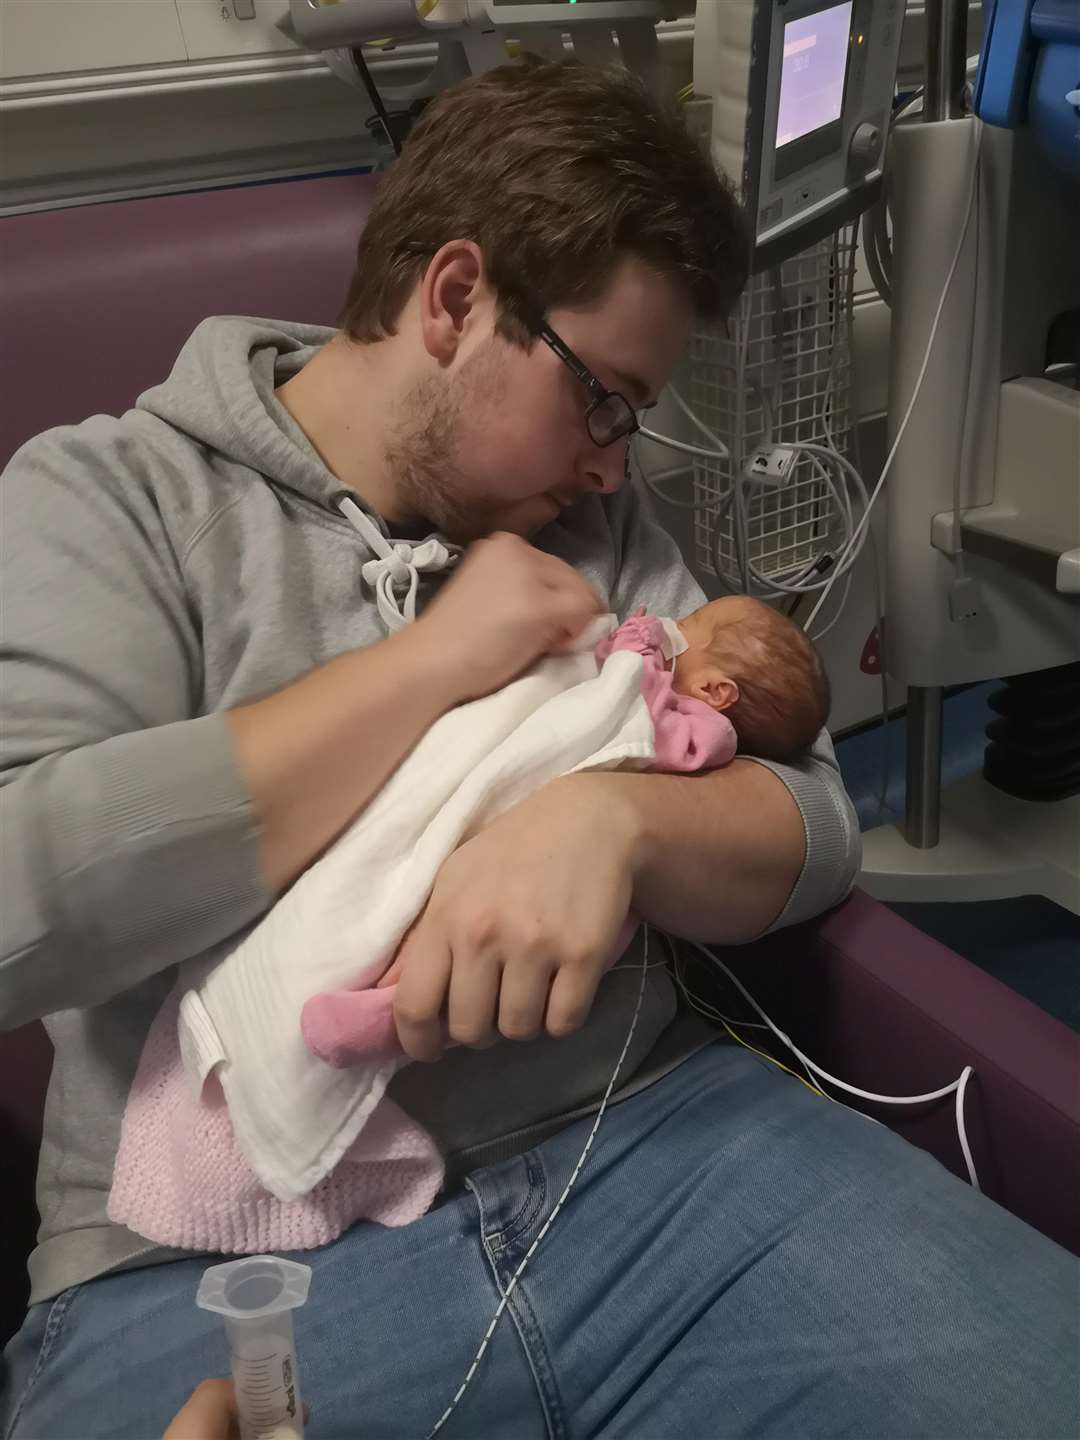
[537,322,640,449]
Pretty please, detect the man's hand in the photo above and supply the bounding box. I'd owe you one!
[225,535,599,898]
[415,532,602,701]
[391,776,639,1062]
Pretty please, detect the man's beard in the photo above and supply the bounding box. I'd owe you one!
[385,345,513,545]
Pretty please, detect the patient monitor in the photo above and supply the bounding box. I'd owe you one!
[289,0,904,274]
[692,0,904,269]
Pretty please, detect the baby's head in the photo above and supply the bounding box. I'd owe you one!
[673,597,829,761]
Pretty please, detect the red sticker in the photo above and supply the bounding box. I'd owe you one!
[860,625,881,675]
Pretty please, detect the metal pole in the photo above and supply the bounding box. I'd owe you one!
[904,0,966,848]
[923,0,969,122]
[905,686,944,847]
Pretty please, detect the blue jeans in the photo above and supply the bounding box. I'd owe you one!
[3,1045,1077,1440]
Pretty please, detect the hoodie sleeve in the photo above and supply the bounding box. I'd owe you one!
[605,479,861,933]
[0,424,269,1029]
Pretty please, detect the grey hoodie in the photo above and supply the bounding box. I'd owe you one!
[0,318,860,1306]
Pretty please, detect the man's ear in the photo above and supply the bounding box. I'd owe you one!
[686,667,739,713]
[419,239,489,365]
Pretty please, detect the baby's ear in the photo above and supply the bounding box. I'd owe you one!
[687,668,739,713]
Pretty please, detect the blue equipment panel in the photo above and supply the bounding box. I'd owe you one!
[975,0,1080,180]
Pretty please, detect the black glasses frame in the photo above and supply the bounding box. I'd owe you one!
[537,322,640,449]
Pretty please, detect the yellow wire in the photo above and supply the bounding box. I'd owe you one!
[717,1017,826,1099]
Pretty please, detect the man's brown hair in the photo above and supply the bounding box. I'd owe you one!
[341,58,748,345]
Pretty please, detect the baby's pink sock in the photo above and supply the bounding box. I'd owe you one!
[302,985,403,1068]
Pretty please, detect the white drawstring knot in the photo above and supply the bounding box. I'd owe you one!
[338,495,460,632]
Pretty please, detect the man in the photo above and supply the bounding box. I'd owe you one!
[1,61,1075,1440]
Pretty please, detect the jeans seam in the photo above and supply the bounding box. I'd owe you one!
[486,1155,548,1254]
[499,1265,567,1440]
[473,1213,564,1440]
[3,1286,82,1440]
[487,1153,566,1438]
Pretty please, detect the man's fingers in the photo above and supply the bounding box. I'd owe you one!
[163,1379,239,1440]
[498,955,555,1042]
[545,953,606,1039]
[393,926,453,1062]
[541,576,602,632]
[447,951,501,1047]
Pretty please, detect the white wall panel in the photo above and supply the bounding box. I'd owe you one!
[176,0,296,61]
[0,0,187,79]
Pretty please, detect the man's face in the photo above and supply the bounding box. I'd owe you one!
[397,254,694,541]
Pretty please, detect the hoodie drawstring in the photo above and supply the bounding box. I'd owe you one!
[337,495,460,633]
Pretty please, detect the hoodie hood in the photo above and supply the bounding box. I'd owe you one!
[137,316,342,512]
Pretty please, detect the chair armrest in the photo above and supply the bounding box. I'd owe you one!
[709,890,1080,1254]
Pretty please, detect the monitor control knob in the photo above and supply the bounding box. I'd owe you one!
[849,122,883,169]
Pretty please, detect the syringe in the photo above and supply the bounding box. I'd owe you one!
[197,1255,312,1440]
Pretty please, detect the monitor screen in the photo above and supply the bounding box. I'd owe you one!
[776,2,854,149]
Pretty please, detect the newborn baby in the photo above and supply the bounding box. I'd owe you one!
[605,593,829,764]
[306,594,828,1065]
[110,592,828,1257]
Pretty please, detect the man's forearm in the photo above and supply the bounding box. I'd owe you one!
[587,761,807,943]
[228,624,465,894]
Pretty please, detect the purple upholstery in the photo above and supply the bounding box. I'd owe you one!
[0,171,377,467]
[716,888,1080,1256]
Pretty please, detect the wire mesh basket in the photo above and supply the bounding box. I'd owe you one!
[691,226,858,589]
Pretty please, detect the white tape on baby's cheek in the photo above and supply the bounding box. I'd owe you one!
[657,617,689,662]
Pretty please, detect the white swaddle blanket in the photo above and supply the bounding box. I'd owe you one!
[177,615,657,1203]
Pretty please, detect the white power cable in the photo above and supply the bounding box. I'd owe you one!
[805,571,853,643]
[638,426,732,464]
[667,385,730,455]
[802,118,984,633]
[736,448,870,596]
[426,927,652,1437]
[690,939,980,1190]
[638,421,868,604]
[636,463,704,513]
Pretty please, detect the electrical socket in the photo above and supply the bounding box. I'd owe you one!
[745,446,795,487]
